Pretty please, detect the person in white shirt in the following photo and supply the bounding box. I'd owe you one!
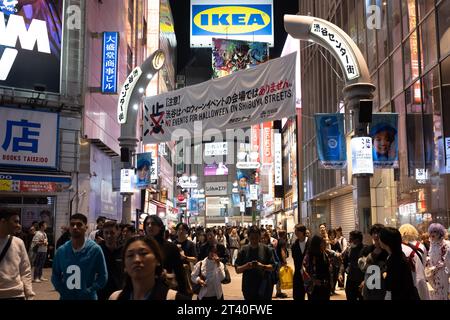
[0,209,35,300]
[191,245,226,300]
[31,221,48,282]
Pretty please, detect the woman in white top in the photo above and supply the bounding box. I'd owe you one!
[191,245,226,300]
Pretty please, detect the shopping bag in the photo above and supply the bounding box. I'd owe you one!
[279,265,294,290]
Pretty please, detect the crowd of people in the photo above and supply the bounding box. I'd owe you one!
[1,208,449,301]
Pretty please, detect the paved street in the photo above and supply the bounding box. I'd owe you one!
[33,257,346,300]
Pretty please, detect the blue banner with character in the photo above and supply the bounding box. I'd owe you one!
[314,114,346,169]
[369,113,398,168]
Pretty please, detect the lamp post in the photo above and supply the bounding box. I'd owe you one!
[118,50,165,224]
[284,15,375,234]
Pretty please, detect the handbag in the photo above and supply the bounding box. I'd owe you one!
[221,264,231,284]
[279,265,294,290]
[0,236,12,263]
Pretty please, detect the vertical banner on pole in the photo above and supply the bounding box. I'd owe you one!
[314,114,346,169]
[369,113,398,168]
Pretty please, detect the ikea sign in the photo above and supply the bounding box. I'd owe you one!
[190,0,273,47]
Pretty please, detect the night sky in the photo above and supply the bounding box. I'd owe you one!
[168,0,299,74]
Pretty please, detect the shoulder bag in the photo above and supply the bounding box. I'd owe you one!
[0,236,13,264]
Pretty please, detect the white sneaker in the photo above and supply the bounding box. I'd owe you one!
[39,277,48,281]
[33,279,41,283]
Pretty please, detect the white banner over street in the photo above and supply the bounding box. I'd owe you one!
[143,53,296,143]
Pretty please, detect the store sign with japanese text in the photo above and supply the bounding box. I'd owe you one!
[351,137,374,175]
[144,144,159,183]
[120,169,135,193]
[0,173,70,192]
[190,0,273,47]
[101,32,119,94]
[0,0,63,92]
[204,142,228,156]
[274,133,282,185]
[310,20,360,81]
[0,107,58,169]
[262,122,272,166]
[143,53,296,143]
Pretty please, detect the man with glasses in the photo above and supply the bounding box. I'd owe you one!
[291,224,310,300]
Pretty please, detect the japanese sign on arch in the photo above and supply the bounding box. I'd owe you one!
[310,20,360,81]
[0,107,59,169]
[143,53,296,144]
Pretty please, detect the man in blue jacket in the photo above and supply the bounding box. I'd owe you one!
[51,213,108,300]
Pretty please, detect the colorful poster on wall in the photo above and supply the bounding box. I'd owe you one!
[212,38,269,78]
[369,113,399,168]
[314,114,346,169]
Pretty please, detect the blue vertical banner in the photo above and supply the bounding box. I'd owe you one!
[135,153,152,189]
[314,113,346,169]
[101,32,119,94]
[369,113,398,168]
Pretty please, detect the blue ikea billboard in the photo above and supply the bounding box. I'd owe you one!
[190,0,273,47]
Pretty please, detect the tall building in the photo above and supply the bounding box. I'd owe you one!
[299,0,450,237]
[0,0,176,244]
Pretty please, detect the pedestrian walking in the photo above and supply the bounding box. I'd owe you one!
[291,224,310,300]
[358,224,388,300]
[97,221,123,301]
[143,215,191,300]
[303,235,331,301]
[235,226,276,301]
[0,209,35,300]
[379,227,420,300]
[228,228,240,266]
[109,236,168,300]
[31,221,49,283]
[425,223,450,300]
[191,245,226,300]
[51,213,108,300]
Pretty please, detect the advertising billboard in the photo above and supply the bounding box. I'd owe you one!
[190,0,274,48]
[101,32,119,94]
[143,53,296,144]
[0,107,59,169]
[314,113,347,169]
[212,38,269,78]
[204,162,228,176]
[0,0,63,92]
[351,137,374,175]
[369,113,398,168]
[135,153,152,189]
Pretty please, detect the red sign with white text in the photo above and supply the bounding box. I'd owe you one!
[262,122,272,165]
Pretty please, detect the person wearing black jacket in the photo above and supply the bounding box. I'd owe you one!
[56,226,71,249]
[303,235,331,301]
[379,227,420,300]
[291,224,310,300]
[97,221,123,301]
[339,230,366,300]
[143,215,190,300]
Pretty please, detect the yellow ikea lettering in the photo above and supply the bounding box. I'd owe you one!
[194,6,270,34]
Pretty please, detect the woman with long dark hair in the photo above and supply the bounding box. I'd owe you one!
[109,236,168,300]
[303,235,331,300]
[379,227,419,300]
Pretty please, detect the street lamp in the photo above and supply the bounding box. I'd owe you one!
[118,49,166,224]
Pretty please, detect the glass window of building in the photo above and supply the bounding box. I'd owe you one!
[420,12,438,73]
[437,0,450,58]
[377,0,389,62]
[357,0,367,60]
[441,55,450,138]
[372,72,380,110]
[402,0,418,40]
[404,31,420,85]
[405,80,426,176]
[349,0,357,44]
[418,0,435,21]
[389,0,403,49]
[379,62,391,107]
[392,46,404,95]
[394,94,408,176]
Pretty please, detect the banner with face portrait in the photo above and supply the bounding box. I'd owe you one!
[369,113,399,168]
[135,153,152,189]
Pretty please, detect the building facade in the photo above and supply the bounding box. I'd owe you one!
[299,0,450,237]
